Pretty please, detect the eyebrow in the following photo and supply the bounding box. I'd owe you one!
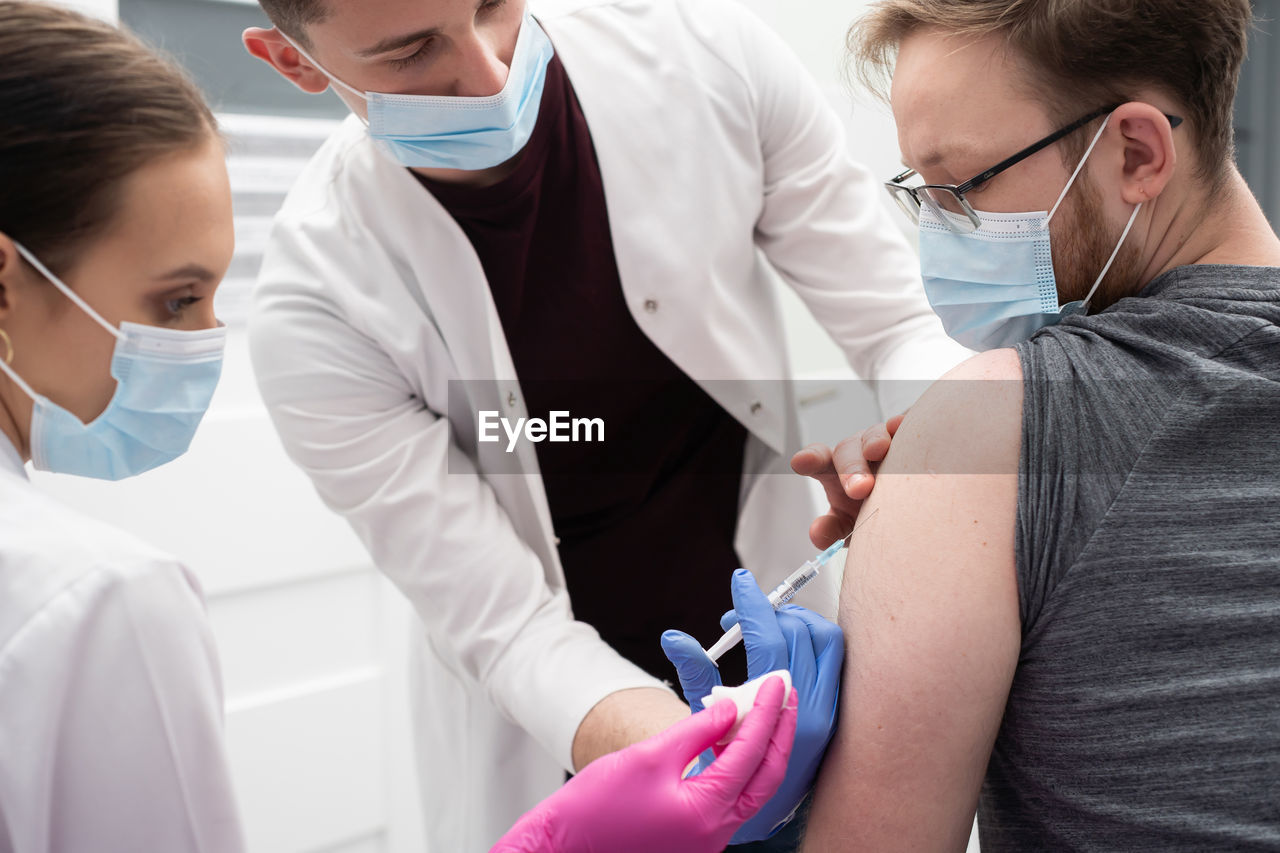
[355,0,500,59]
[155,264,218,284]
[356,26,440,58]
[901,140,984,180]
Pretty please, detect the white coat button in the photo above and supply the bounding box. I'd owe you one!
[750,401,763,415]
[507,392,517,407]
[644,299,659,313]
[554,536,562,546]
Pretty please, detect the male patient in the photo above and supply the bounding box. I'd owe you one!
[797,0,1280,849]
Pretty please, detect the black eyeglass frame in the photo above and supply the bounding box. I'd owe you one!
[886,105,1184,231]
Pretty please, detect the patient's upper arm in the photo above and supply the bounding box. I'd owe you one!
[803,348,1024,852]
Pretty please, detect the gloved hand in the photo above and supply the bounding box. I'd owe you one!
[660,568,844,843]
[489,675,798,853]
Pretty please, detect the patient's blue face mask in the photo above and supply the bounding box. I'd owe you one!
[0,244,225,481]
[283,14,554,171]
[918,115,1143,351]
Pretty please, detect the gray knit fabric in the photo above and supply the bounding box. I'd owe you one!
[981,265,1280,851]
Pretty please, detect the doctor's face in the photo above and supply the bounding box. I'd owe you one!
[281,0,525,110]
[890,29,1144,306]
[0,139,232,428]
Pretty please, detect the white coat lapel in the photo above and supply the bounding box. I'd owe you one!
[366,155,561,569]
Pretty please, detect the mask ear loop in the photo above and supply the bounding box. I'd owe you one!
[1047,114,1113,225]
[1042,110,1143,312]
[0,328,33,403]
[0,326,41,404]
[276,31,372,117]
[0,348,39,402]
[1079,201,1143,311]
[1,243,127,407]
[12,243,124,342]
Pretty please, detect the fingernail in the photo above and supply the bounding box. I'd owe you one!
[845,473,866,489]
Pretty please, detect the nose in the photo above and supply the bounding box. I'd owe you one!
[452,30,510,97]
[191,298,221,332]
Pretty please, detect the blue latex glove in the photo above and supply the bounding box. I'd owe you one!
[660,568,844,844]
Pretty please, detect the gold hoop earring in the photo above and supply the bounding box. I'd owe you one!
[0,329,13,365]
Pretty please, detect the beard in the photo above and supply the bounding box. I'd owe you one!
[1051,174,1145,312]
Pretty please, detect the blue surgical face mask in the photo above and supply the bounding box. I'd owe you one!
[0,243,226,481]
[918,114,1143,351]
[283,14,554,171]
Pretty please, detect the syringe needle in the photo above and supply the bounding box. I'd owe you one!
[703,539,846,665]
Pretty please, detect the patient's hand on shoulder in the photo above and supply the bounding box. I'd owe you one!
[790,413,904,548]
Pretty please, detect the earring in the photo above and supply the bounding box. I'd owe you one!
[0,329,13,364]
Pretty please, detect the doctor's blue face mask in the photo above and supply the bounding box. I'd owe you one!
[0,243,226,481]
[282,14,555,171]
[916,113,1144,351]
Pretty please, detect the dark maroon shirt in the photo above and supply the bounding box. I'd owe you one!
[418,56,749,684]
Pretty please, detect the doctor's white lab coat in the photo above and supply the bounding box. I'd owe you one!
[0,441,244,852]
[249,0,969,848]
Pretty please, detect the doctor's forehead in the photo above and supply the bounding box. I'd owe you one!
[891,28,1051,173]
[310,0,499,41]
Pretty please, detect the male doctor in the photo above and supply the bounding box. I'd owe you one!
[242,0,968,848]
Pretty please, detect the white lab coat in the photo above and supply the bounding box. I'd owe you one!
[249,0,969,848]
[0,441,244,852]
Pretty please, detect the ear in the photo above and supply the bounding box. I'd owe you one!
[1112,101,1178,206]
[0,234,18,316]
[242,27,332,95]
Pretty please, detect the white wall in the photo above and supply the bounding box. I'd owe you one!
[741,0,901,171]
[46,0,117,20]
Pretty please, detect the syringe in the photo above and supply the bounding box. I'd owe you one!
[704,537,847,665]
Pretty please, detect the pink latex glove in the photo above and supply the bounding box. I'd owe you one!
[491,676,797,853]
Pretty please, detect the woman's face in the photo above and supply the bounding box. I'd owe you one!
[0,138,234,435]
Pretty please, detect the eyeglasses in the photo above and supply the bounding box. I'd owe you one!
[886,105,1184,234]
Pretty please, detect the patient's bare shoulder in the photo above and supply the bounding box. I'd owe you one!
[802,346,1023,853]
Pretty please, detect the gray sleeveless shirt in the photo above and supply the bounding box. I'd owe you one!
[981,265,1280,850]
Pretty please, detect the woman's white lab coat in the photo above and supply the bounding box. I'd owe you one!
[249,0,969,848]
[0,441,243,852]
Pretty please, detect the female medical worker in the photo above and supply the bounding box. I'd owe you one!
[0,4,246,850]
[0,13,810,851]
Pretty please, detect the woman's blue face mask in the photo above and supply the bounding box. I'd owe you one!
[0,243,225,481]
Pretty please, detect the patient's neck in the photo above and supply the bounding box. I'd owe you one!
[1146,170,1280,282]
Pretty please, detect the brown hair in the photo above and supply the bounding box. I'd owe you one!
[0,1,218,276]
[256,0,329,49]
[849,0,1253,191]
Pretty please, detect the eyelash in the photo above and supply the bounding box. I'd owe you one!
[165,296,201,317]
[389,39,435,71]
[388,0,508,71]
